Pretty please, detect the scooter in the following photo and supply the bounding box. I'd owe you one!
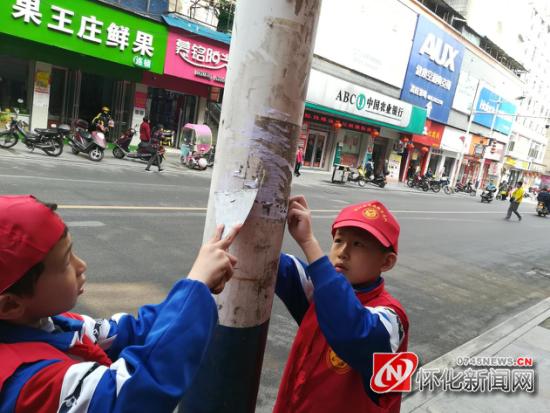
[112,128,136,158]
[114,131,165,166]
[480,188,496,203]
[536,202,549,217]
[0,109,68,156]
[366,174,387,188]
[68,119,106,161]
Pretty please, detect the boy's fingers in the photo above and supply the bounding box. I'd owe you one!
[227,253,238,266]
[217,224,242,250]
[209,225,225,243]
[290,200,307,211]
[289,195,308,209]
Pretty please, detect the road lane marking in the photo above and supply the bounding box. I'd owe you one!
[59,205,208,211]
[0,173,183,188]
[65,221,105,227]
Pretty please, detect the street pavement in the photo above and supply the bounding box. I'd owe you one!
[1,146,549,412]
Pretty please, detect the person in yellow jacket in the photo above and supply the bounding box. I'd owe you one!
[505,181,525,221]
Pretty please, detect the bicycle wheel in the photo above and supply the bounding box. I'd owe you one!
[431,183,441,193]
[406,178,415,188]
[469,190,476,197]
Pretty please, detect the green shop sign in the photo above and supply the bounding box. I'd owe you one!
[0,0,168,73]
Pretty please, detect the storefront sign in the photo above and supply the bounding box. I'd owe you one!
[1,0,168,73]
[314,0,417,88]
[504,157,529,170]
[468,135,489,157]
[165,30,229,86]
[401,15,465,123]
[473,87,517,135]
[484,141,505,161]
[34,70,50,93]
[412,119,444,147]
[440,126,469,153]
[306,70,426,134]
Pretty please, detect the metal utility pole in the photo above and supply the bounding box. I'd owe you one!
[181,1,322,412]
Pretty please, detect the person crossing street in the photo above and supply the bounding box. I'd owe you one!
[505,181,525,221]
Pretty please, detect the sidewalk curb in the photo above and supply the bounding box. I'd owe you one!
[402,297,550,412]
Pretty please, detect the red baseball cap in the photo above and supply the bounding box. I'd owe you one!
[331,200,400,253]
[0,195,66,293]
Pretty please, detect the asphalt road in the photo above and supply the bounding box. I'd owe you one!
[1,147,549,411]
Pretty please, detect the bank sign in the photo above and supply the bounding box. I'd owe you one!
[473,87,517,135]
[306,70,426,134]
[400,15,465,124]
[0,0,168,73]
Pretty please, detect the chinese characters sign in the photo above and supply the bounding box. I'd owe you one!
[2,0,167,73]
[165,31,229,87]
[401,15,465,123]
[412,119,444,148]
[307,70,426,134]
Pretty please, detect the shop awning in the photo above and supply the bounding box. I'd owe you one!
[163,14,231,45]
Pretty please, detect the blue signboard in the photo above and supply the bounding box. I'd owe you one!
[473,87,516,135]
[400,15,465,124]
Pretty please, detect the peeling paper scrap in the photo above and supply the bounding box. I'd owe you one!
[215,189,258,238]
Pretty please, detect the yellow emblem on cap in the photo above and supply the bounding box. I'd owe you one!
[362,206,379,220]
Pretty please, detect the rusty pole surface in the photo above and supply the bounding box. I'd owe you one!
[181,0,322,411]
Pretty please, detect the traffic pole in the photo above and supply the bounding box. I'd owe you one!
[180,1,322,412]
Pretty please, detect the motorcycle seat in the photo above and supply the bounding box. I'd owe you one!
[34,128,60,137]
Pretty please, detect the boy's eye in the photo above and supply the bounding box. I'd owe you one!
[353,241,364,247]
[334,238,342,243]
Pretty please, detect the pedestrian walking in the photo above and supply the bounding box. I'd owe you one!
[505,181,525,221]
[294,145,304,177]
[145,124,164,172]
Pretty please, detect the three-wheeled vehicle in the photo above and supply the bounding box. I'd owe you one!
[180,123,214,170]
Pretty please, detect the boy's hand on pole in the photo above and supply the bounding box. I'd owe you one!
[287,195,314,244]
[287,195,324,263]
[188,224,241,294]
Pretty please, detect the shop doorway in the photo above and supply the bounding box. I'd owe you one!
[303,131,327,168]
[148,88,198,148]
[48,67,69,127]
[78,73,115,124]
[372,140,388,175]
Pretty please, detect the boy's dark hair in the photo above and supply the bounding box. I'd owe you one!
[4,201,67,297]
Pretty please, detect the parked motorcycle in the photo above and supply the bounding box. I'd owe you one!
[113,129,165,166]
[0,109,68,156]
[407,174,430,191]
[68,119,106,161]
[480,188,496,203]
[347,166,368,186]
[455,180,476,196]
[536,202,549,217]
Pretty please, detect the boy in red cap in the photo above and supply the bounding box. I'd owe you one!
[273,195,409,413]
[0,195,239,412]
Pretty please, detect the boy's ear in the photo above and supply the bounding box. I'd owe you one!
[380,252,397,273]
[0,294,26,321]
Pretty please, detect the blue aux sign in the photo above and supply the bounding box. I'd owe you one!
[401,15,465,124]
[473,87,517,135]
